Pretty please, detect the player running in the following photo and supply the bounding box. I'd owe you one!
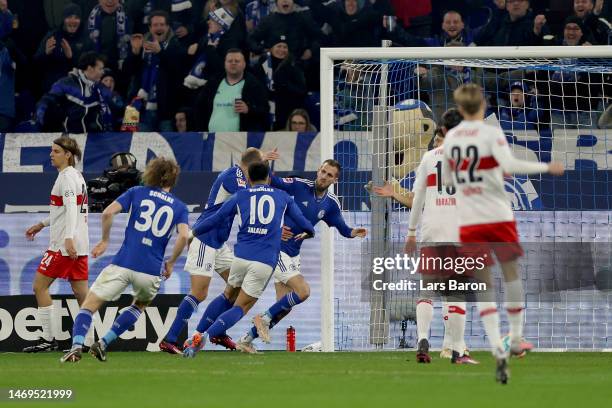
[403,110,478,365]
[182,161,315,358]
[61,157,189,363]
[236,159,367,353]
[23,137,91,353]
[158,147,275,353]
[442,84,564,384]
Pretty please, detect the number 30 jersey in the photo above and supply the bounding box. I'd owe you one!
[408,146,458,244]
[442,120,548,228]
[113,186,189,276]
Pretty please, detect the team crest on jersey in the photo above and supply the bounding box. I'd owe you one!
[205,263,213,271]
[237,178,246,187]
[317,210,325,219]
[504,176,542,210]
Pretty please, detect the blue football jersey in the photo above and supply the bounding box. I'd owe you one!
[270,176,353,257]
[194,165,248,248]
[112,186,189,276]
[192,185,315,268]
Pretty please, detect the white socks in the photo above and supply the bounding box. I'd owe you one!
[477,301,504,357]
[504,278,525,346]
[447,302,466,354]
[416,299,433,342]
[38,305,54,341]
[441,302,451,349]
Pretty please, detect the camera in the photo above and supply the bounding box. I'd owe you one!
[87,152,141,212]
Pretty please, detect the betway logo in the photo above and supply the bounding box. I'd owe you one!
[0,298,177,352]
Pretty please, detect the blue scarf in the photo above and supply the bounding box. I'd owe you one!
[183,30,225,89]
[262,52,276,124]
[137,35,170,111]
[246,0,273,29]
[88,5,130,67]
[446,66,472,86]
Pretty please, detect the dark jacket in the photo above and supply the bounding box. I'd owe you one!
[36,68,112,133]
[0,42,16,119]
[579,12,611,45]
[386,25,478,47]
[310,0,391,47]
[475,10,542,46]
[34,27,95,92]
[253,54,307,130]
[122,32,188,121]
[248,11,320,57]
[194,72,269,131]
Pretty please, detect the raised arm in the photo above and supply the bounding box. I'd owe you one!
[286,198,315,238]
[192,195,238,237]
[491,132,560,175]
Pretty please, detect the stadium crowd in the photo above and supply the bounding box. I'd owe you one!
[0,0,611,134]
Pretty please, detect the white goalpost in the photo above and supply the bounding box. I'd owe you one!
[319,46,612,352]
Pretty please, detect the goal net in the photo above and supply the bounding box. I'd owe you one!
[319,46,612,352]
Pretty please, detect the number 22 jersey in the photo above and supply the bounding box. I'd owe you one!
[112,186,189,276]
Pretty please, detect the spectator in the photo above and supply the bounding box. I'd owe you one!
[248,0,319,63]
[193,0,246,47]
[194,48,269,131]
[0,0,13,40]
[390,0,432,36]
[174,106,194,131]
[126,0,195,43]
[43,0,73,29]
[572,0,610,44]
[386,9,477,46]
[123,10,188,131]
[0,35,15,131]
[87,0,131,71]
[310,0,392,47]
[547,15,594,45]
[36,51,112,133]
[35,3,95,93]
[183,6,246,90]
[254,35,307,130]
[100,68,125,129]
[285,108,317,131]
[497,81,544,131]
[475,0,547,46]
[245,0,275,32]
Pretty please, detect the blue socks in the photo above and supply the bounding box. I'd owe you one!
[267,292,302,318]
[166,295,199,343]
[207,306,244,338]
[101,305,141,349]
[197,294,232,333]
[71,309,93,348]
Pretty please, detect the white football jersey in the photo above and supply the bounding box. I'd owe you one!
[408,146,458,244]
[48,166,89,255]
[442,120,548,227]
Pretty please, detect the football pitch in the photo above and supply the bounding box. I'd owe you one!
[1,352,610,407]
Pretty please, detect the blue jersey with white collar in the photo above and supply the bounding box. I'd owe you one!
[112,186,189,276]
[271,176,353,257]
[192,185,315,268]
[194,165,248,248]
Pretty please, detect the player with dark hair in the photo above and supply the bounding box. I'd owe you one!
[183,161,316,357]
[23,137,90,353]
[159,147,277,353]
[236,159,367,353]
[61,157,189,363]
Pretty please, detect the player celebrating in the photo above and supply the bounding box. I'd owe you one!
[23,137,90,353]
[442,84,564,383]
[159,147,274,353]
[236,159,367,353]
[403,111,478,365]
[182,161,315,357]
[61,157,189,362]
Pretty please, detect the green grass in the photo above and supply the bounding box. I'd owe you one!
[1,352,611,407]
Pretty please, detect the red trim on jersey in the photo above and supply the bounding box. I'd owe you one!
[50,194,86,206]
[37,250,88,281]
[416,299,433,305]
[479,307,498,317]
[458,156,498,171]
[448,305,466,315]
[507,307,523,314]
[448,159,456,171]
[426,173,437,187]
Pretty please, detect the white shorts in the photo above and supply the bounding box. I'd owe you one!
[184,237,233,277]
[227,257,274,298]
[273,252,301,284]
[90,264,161,303]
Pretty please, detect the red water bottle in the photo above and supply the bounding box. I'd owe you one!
[286,326,296,352]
